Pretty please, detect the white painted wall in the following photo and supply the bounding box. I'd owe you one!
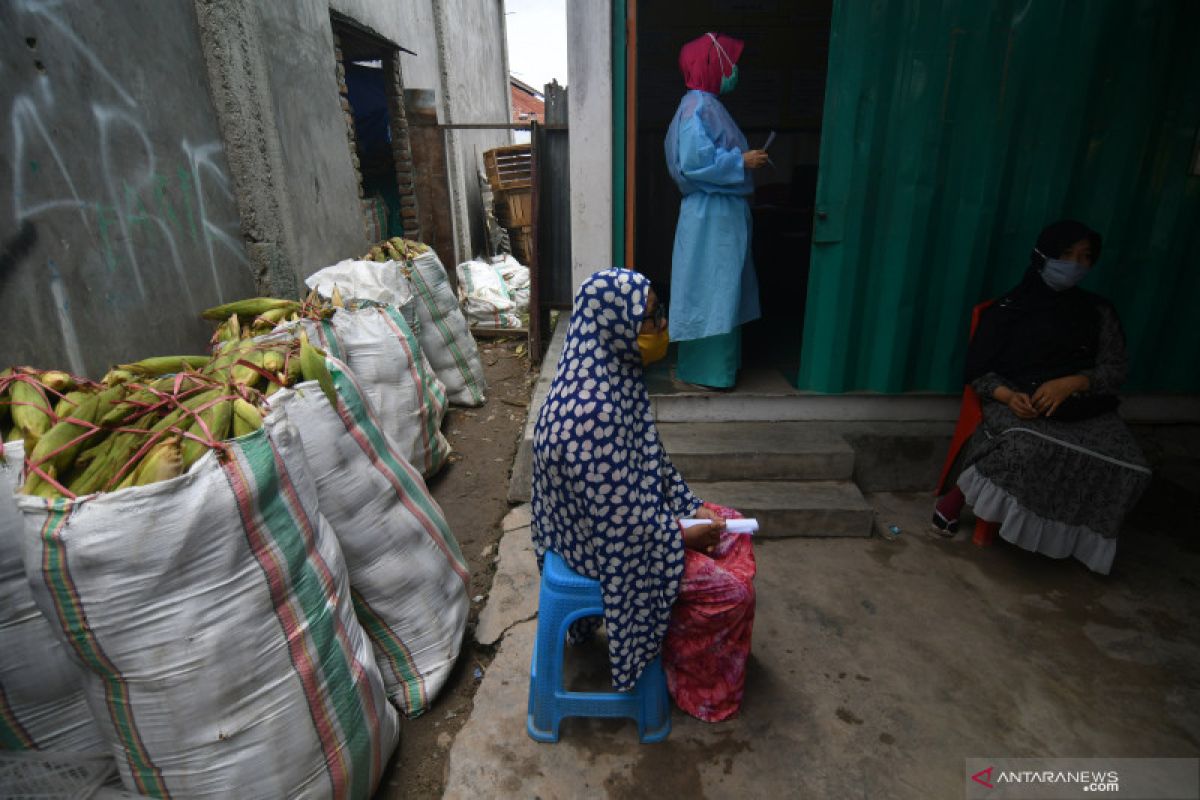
[434,0,513,261]
[567,0,613,292]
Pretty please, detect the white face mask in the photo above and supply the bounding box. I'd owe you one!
[1034,248,1090,291]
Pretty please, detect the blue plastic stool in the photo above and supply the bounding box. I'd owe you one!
[526,551,671,743]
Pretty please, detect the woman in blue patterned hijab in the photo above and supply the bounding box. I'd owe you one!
[531,268,756,721]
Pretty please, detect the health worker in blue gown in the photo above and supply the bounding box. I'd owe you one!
[664,32,768,389]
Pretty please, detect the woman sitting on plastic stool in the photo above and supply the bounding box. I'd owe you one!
[531,268,757,722]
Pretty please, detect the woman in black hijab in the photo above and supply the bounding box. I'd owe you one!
[933,220,1151,574]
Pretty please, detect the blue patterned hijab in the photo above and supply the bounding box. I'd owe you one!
[531,268,701,690]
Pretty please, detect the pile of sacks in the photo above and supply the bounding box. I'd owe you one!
[455,254,531,331]
[1,246,484,798]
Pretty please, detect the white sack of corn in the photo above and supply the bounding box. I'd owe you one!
[455,260,522,330]
[269,355,470,718]
[17,409,398,799]
[305,259,416,311]
[297,306,450,477]
[0,443,105,752]
[490,254,531,311]
[397,252,487,407]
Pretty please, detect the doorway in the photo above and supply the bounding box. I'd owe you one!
[633,2,832,384]
[331,15,421,244]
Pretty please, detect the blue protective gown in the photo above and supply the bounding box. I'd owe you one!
[664,90,760,342]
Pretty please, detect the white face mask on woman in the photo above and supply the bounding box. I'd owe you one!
[1035,248,1090,291]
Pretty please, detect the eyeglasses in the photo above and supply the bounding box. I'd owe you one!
[643,304,666,327]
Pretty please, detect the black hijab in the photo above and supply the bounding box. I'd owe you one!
[964,220,1106,389]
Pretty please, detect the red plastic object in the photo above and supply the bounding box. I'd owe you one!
[973,518,999,547]
[934,299,996,496]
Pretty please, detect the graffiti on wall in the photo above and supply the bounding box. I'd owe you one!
[7,0,246,373]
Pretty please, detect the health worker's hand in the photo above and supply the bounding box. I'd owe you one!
[742,149,769,169]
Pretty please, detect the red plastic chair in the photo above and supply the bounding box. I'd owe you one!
[934,299,999,546]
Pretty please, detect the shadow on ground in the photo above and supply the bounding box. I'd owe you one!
[444,477,1200,799]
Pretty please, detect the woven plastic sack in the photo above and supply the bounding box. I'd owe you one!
[399,252,487,406]
[1,443,105,753]
[269,355,470,717]
[298,306,450,477]
[17,408,398,799]
[305,258,415,310]
[456,260,521,330]
[490,254,531,311]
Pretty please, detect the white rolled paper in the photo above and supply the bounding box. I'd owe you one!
[679,517,759,535]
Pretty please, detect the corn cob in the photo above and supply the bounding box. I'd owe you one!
[211,313,241,346]
[103,369,136,387]
[231,398,264,437]
[256,307,292,326]
[124,436,184,488]
[38,370,75,392]
[262,348,285,375]
[299,333,338,408]
[229,349,266,389]
[117,355,211,377]
[67,416,155,495]
[206,338,254,378]
[22,385,125,494]
[180,397,233,470]
[201,298,299,322]
[72,385,222,494]
[98,378,195,427]
[11,379,53,452]
[52,390,90,421]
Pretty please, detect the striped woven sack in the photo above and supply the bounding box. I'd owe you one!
[456,259,522,330]
[269,355,469,717]
[0,442,105,753]
[16,407,398,799]
[300,306,451,477]
[399,252,488,406]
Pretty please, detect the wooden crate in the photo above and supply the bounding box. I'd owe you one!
[484,144,532,191]
[495,188,532,227]
[510,225,533,265]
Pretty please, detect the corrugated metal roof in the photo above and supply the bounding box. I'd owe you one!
[799,0,1200,393]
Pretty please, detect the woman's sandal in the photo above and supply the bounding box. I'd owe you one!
[930,509,959,537]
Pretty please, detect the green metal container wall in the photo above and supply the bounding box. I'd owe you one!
[800,0,1200,394]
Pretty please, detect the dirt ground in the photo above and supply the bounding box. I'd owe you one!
[379,337,537,799]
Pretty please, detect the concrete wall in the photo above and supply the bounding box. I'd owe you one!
[256,1,368,276]
[0,0,255,377]
[434,0,513,262]
[567,0,613,291]
[332,0,440,93]
[0,0,512,378]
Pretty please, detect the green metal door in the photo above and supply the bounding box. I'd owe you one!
[801,0,1200,393]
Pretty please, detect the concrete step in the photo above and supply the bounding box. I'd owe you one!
[688,480,874,538]
[659,421,855,482]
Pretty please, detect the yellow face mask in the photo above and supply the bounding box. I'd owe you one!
[637,329,669,366]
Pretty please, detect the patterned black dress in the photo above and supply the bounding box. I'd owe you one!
[959,303,1151,573]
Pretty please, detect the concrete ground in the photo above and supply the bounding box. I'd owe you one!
[444,480,1200,799]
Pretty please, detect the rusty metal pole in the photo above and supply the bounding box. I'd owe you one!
[529,119,543,364]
